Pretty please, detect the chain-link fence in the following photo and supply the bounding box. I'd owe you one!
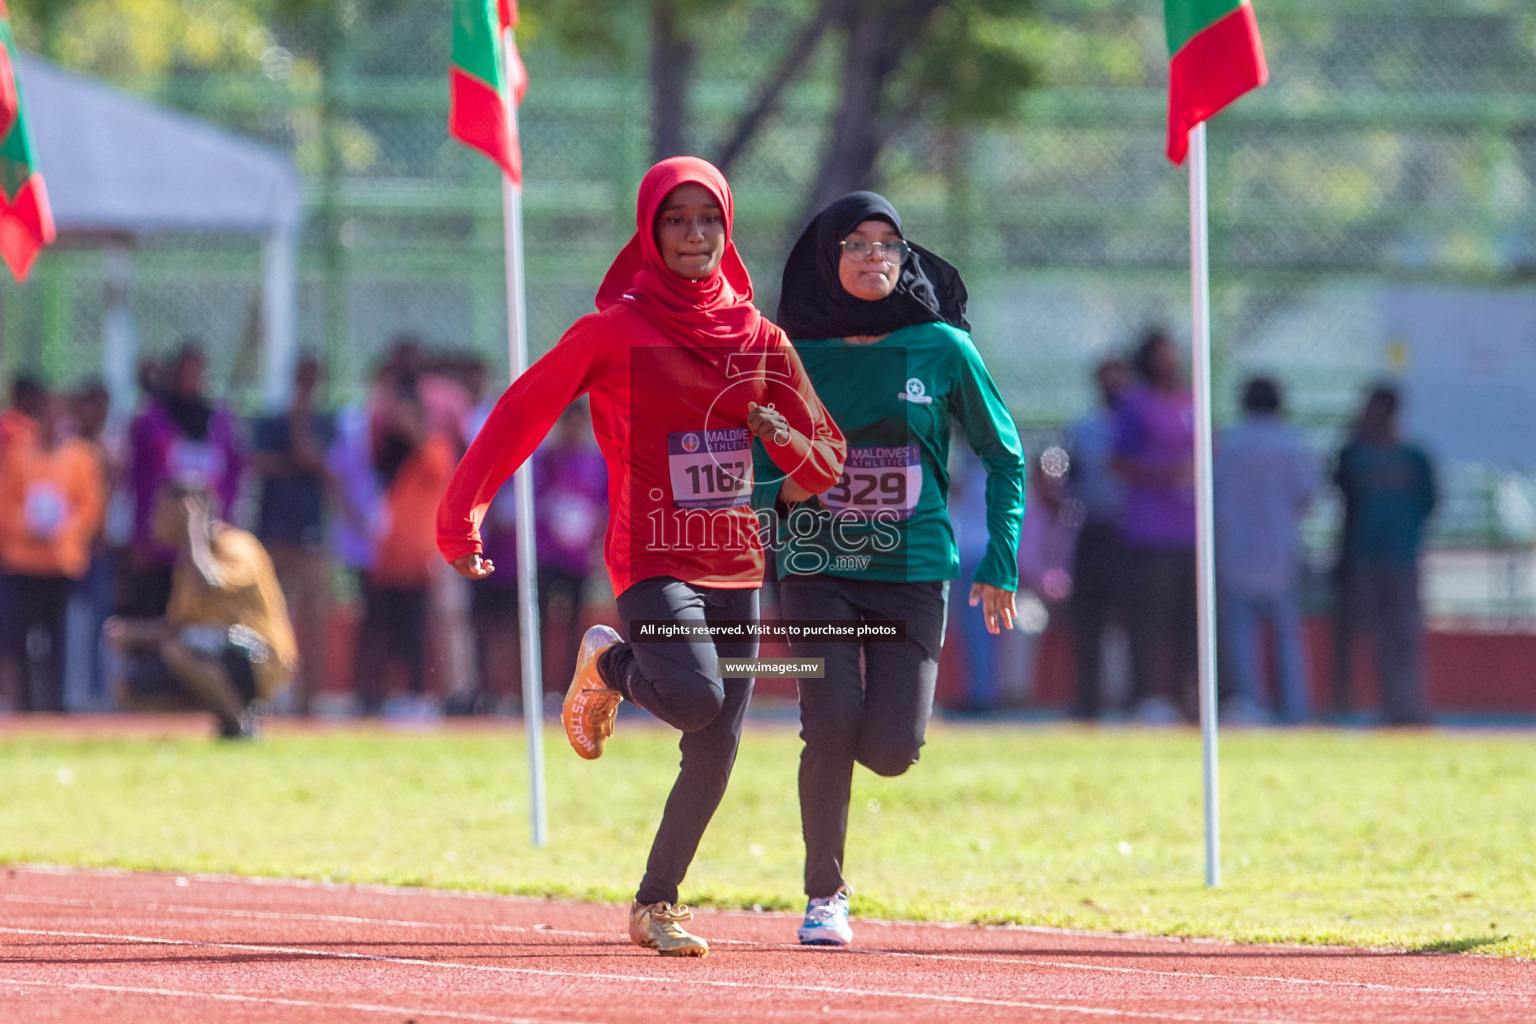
[2,0,1532,619]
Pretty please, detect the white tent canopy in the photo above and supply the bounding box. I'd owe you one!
[19,54,300,408]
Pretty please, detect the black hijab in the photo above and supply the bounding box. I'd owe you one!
[776,191,970,341]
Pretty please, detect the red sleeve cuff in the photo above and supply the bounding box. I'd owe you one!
[438,537,482,563]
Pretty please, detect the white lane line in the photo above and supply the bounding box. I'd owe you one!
[0,925,1322,1024]
[0,864,1355,950]
[4,893,1525,1003]
[0,977,555,1023]
[839,946,1535,1002]
[0,894,548,940]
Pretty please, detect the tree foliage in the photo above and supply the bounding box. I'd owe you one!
[907,0,1037,126]
[539,0,1040,217]
[5,0,327,80]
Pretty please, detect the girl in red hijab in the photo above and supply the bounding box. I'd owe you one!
[438,157,845,956]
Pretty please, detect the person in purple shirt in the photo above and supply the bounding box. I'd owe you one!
[1111,330,1198,723]
[121,343,244,618]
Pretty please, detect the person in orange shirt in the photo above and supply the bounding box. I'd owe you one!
[0,389,106,712]
[353,369,454,714]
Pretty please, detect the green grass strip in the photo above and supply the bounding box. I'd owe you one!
[3,723,1532,957]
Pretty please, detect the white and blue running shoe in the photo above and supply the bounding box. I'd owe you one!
[797,887,852,946]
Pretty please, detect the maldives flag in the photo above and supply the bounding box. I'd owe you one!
[450,0,528,183]
[0,1,55,282]
[1164,0,1269,164]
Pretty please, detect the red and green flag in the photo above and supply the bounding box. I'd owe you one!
[450,0,528,183]
[0,1,55,282]
[1164,0,1269,164]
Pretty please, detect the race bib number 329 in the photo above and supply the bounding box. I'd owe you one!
[820,445,922,519]
[668,428,753,509]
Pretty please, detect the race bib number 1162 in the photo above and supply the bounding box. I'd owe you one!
[668,428,753,509]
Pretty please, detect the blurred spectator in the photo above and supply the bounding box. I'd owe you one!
[63,379,120,710]
[1015,447,1080,710]
[68,379,113,474]
[463,478,521,715]
[1112,330,1198,723]
[0,374,46,707]
[1332,384,1437,725]
[368,340,477,704]
[353,369,454,715]
[251,354,334,715]
[421,352,474,454]
[947,444,998,710]
[533,403,607,697]
[422,350,478,704]
[124,342,244,618]
[1018,448,1078,607]
[107,483,295,739]
[326,393,383,713]
[1065,358,1128,719]
[1214,377,1319,724]
[134,357,162,405]
[0,388,105,712]
[456,379,606,717]
[0,374,44,454]
[327,399,383,582]
[458,352,493,440]
[370,336,473,455]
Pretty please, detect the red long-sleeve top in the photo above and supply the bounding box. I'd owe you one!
[437,304,845,595]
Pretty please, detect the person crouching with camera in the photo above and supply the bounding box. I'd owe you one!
[106,483,296,739]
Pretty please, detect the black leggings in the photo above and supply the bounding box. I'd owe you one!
[779,575,948,899]
[601,576,757,906]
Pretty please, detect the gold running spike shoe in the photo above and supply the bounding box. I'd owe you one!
[629,901,709,957]
[562,624,624,760]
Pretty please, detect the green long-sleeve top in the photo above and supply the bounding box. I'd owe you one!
[751,321,1026,589]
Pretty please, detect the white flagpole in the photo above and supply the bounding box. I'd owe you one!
[501,25,547,848]
[1188,121,1220,887]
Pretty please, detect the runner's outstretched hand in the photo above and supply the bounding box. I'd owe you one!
[969,582,1016,635]
[450,554,495,579]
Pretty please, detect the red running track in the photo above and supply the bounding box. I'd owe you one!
[1,866,1532,1023]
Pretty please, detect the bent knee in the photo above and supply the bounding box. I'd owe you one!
[672,688,727,733]
[858,745,921,778]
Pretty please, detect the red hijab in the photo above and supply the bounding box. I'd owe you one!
[594,157,764,346]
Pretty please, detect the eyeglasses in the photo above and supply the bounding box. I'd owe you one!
[838,239,911,263]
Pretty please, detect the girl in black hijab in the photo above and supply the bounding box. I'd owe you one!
[776,191,970,342]
[754,191,1027,946]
